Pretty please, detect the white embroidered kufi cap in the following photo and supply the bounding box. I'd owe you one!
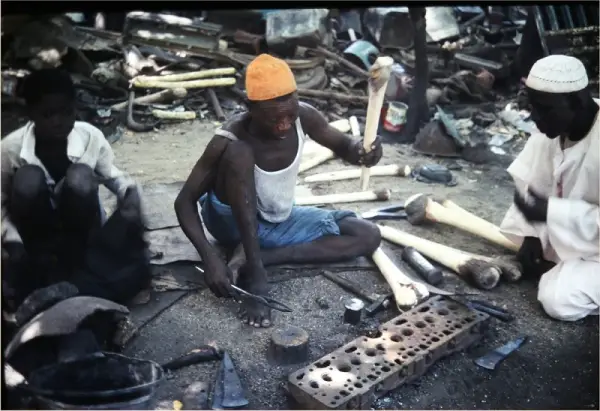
[526,55,589,93]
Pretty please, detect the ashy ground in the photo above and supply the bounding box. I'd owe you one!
[108,119,598,410]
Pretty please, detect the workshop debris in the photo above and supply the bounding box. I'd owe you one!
[474,336,528,370]
[334,10,363,42]
[265,9,330,51]
[13,281,79,328]
[288,296,490,409]
[411,163,457,186]
[211,352,249,409]
[315,297,330,309]
[343,40,379,70]
[25,352,163,409]
[321,271,393,317]
[5,296,130,366]
[182,381,210,410]
[413,121,462,157]
[363,8,414,50]
[401,247,444,286]
[3,6,597,159]
[123,12,226,53]
[161,346,223,372]
[269,326,310,365]
[455,298,515,322]
[343,298,365,325]
[383,101,408,132]
[361,204,407,221]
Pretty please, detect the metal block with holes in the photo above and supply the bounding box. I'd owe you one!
[288,296,490,410]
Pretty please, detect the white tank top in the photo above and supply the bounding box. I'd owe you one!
[214,110,307,223]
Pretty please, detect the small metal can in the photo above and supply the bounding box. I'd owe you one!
[343,298,365,325]
[383,101,408,133]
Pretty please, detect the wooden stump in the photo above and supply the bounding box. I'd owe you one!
[270,326,309,365]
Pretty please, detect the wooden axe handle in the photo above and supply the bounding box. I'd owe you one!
[360,56,394,191]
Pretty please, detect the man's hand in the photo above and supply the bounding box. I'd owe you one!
[203,252,236,298]
[514,187,548,222]
[516,236,555,279]
[119,186,142,221]
[349,136,383,167]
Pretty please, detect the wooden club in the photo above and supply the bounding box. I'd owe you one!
[378,225,501,290]
[134,67,237,83]
[303,164,412,183]
[371,247,429,308]
[132,77,236,89]
[295,189,391,206]
[299,119,351,173]
[111,88,187,111]
[360,56,394,191]
[440,199,518,249]
[405,194,520,252]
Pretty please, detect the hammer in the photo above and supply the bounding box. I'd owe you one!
[321,271,393,316]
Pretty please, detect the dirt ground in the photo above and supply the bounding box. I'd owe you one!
[109,119,597,410]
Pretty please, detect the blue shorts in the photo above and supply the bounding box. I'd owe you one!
[200,192,356,249]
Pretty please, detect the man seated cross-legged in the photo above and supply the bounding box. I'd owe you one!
[175,54,384,328]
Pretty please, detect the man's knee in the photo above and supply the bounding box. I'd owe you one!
[362,222,382,254]
[64,164,96,197]
[538,280,585,322]
[339,217,381,254]
[12,165,47,201]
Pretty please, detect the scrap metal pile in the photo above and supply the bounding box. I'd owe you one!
[2,6,598,158]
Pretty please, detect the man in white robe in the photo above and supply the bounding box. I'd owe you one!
[500,55,599,321]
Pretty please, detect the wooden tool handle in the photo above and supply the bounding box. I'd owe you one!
[361,56,394,191]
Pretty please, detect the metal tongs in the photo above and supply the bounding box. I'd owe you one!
[194,266,293,313]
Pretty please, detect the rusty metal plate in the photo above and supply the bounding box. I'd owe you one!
[288,296,489,409]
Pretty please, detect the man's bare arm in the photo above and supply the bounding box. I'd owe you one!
[174,136,229,261]
[299,103,360,165]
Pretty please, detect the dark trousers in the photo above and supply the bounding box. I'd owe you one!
[5,163,150,307]
[6,164,101,303]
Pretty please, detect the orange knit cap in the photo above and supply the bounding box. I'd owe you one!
[245,54,297,101]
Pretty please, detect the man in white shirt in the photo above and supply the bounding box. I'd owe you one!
[500,55,599,321]
[1,68,142,307]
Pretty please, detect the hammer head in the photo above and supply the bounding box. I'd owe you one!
[365,293,393,317]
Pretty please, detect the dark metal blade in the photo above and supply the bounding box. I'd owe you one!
[221,352,249,408]
[210,359,225,410]
[474,336,528,370]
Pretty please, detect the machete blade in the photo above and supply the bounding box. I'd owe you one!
[210,359,225,410]
[220,352,249,408]
[474,336,528,370]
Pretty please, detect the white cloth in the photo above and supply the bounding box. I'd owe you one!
[500,101,600,321]
[1,121,136,244]
[526,55,589,94]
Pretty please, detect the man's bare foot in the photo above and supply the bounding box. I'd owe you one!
[238,299,272,328]
[227,244,246,284]
[236,264,272,328]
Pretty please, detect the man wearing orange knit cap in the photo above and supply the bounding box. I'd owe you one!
[175,54,383,328]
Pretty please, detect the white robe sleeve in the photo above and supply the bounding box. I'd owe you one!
[499,134,553,246]
[547,197,600,261]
